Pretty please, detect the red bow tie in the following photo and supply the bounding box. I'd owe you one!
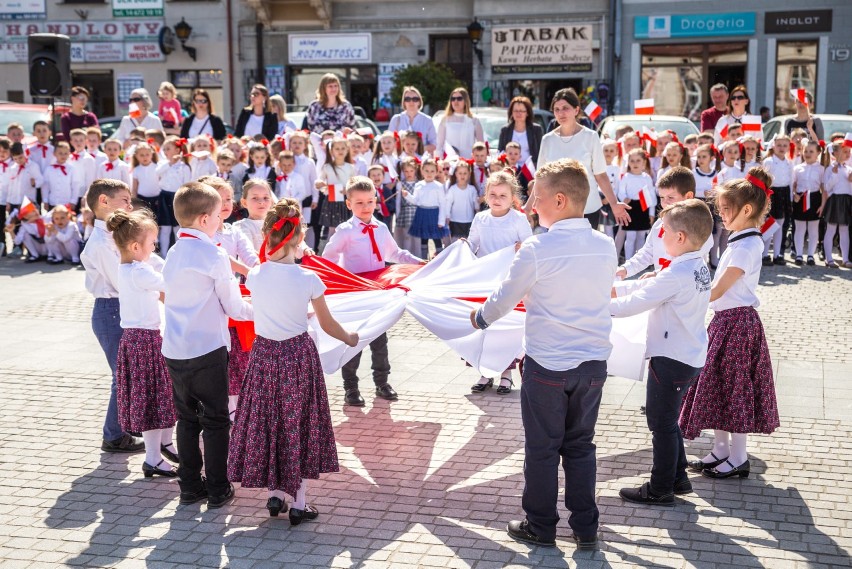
[276,174,288,182]
[658,257,672,270]
[53,164,67,176]
[0,162,7,173]
[72,152,80,161]
[360,222,382,262]
[37,144,49,158]
[479,167,486,184]
[105,162,115,171]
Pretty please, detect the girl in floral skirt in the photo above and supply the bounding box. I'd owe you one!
[110,208,178,479]
[227,198,358,524]
[679,167,780,479]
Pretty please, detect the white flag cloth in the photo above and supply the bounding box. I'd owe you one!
[299,240,650,380]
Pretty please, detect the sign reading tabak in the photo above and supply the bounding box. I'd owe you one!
[491,24,593,74]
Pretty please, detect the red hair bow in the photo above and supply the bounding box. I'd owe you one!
[746,173,773,197]
[258,215,300,263]
[496,153,508,164]
[261,138,270,146]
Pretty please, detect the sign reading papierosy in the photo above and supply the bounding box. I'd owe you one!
[491,24,593,74]
[112,0,163,18]
[289,34,371,64]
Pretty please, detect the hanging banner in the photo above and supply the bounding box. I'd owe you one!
[1,20,164,42]
[289,33,371,64]
[112,0,163,18]
[491,24,593,74]
[379,63,407,109]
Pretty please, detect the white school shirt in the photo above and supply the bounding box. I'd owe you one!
[762,155,793,188]
[246,262,327,341]
[8,161,43,204]
[95,159,132,186]
[353,155,368,177]
[156,161,191,193]
[792,162,823,195]
[445,184,479,223]
[161,228,254,360]
[605,164,620,189]
[70,151,96,196]
[190,156,218,180]
[718,163,744,184]
[275,170,309,202]
[81,219,164,299]
[294,154,318,200]
[0,158,13,204]
[480,217,617,372]
[319,163,355,202]
[468,209,533,257]
[322,215,423,274]
[42,162,83,206]
[621,218,714,277]
[233,217,264,252]
[824,163,852,197]
[118,261,165,330]
[216,223,260,267]
[88,149,108,168]
[538,127,607,214]
[611,251,711,367]
[711,229,763,312]
[617,172,656,216]
[404,180,447,220]
[132,163,160,198]
[46,222,82,249]
[28,141,55,172]
[692,167,716,198]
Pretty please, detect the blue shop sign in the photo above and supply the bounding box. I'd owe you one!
[635,13,756,39]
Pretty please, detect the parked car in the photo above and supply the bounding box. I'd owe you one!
[763,114,852,141]
[0,101,71,143]
[597,114,700,142]
[431,107,555,152]
[100,116,234,141]
[285,111,381,137]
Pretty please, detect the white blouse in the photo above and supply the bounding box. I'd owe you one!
[467,208,533,257]
[538,126,607,214]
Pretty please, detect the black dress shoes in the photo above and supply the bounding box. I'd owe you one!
[289,505,319,526]
[179,480,208,505]
[471,378,493,393]
[688,451,728,471]
[619,482,674,506]
[702,459,750,479]
[266,497,287,517]
[375,384,398,401]
[673,478,694,495]
[344,389,365,406]
[572,533,599,551]
[160,443,179,463]
[101,434,145,454]
[207,483,235,509]
[142,460,177,478]
[506,520,556,547]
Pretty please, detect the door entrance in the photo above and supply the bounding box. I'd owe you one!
[708,65,746,94]
[71,71,115,118]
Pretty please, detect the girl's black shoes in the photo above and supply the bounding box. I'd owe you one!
[289,505,319,526]
[471,378,493,393]
[266,497,287,517]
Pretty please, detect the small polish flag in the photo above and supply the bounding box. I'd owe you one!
[719,123,729,139]
[381,155,397,183]
[443,141,458,161]
[844,133,852,148]
[584,100,602,121]
[801,190,811,212]
[129,102,142,119]
[760,216,777,235]
[790,89,808,105]
[521,157,536,182]
[742,116,762,138]
[634,98,655,115]
[328,184,340,202]
[638,187,652,212]
[18,196,37,218]
[166,107,180,125]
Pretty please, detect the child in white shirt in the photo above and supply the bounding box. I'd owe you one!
[445,160,479,241]
[45,204,83,264]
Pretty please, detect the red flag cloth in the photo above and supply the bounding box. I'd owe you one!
[634,98,654,115]
[35,218,46,238]
[584,101,602,121]
[658,257,672,270]
[328,183,338,202]
[638,187,650,212]
[658,226,665,238]
[53,164,67,176]
[455,297,526,313]
[802,191,811,212]
[377,188,390,217]
[521,157,536,182]
[760,216,776,234]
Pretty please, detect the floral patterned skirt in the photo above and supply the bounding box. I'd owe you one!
[227,326,250,396]
[115,328,177,433]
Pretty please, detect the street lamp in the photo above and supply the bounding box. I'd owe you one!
[174,17,197,61]
[467,18,484,65]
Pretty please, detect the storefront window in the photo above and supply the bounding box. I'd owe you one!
[170,70,224,118]
[775,41,817,115]
[641,43,746,121]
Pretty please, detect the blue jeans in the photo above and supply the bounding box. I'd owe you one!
[91,298,125,441]
[520,357,607,541]
[646,356,701,494]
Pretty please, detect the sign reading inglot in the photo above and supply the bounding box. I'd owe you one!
[491,24,593,74]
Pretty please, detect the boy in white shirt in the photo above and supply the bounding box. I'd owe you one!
[42,142,83,209]
[610,199,713,506]
[96,139,132,186]
[322,176,423,406]
[471,158,617,550]
[69,129,97,205]
[45,204,83,264]
[161,181,253,510]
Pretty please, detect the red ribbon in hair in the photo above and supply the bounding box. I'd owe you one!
[496,153,508,164]
[261,138,270,146]
[746,173,773,196]
[258,216,300,263]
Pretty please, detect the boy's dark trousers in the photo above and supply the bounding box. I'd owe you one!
[342,332,389,390]
[646,356,702,495]
[165,347,231,496]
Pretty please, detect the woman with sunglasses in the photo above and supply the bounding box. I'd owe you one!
[180,88,227,141]
[498,96,543,166]
[713,85,758,145]
[60,86,99,143]
[783,89,824,142]
[116,88,164,144]
[306,74,356,135]
[436,87,484,159]
[235,84,278,140]
[388,86,437,155]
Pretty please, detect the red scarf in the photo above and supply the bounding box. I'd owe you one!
[36,143,49,158]
[105,162,115,172]
[53,164,67,176]
[72,152,80,161]
[276,173,288,182]
[361,222,382,262]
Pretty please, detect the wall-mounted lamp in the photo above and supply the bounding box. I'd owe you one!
[467,18,484,65]
[175,18,197,61]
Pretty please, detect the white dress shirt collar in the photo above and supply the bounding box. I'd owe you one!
[176,227,215,244]
[545,217,590,232]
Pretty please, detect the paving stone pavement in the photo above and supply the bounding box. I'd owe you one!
[0,259,851,568]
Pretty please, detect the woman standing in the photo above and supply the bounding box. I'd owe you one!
[436,87,483,159]
[388,86,437,155]
[306,74,356,134]
[115,88,163,143]
[498,96,543,165]
[713,85,757,145]
[60,86,99,142]
[180,88,227,140]
[784,90,824,141]
[537,88,630,228]
[270,95,298,135]
[235,84,278,140]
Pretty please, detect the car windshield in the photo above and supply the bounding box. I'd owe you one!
[478,116,505,147]
[0,108,51,134]
[600,119,697,142]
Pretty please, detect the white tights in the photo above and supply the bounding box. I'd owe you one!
[824,223,850,264]
[142,428,175,467]
[710,221,729,265]
[269,479,308,509]
[159,226,179,254]
[614,230,646,260]
[702,430,749,472]
[793,220,819,258]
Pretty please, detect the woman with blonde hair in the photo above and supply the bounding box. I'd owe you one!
[436,87,484,159]
[235,84,278,140]
[388,86,437,154]
[270,94,297,135]
[306,73,355,134]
